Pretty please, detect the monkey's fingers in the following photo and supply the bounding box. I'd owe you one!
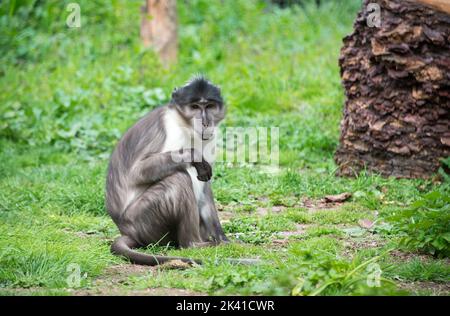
[207,166,212,179]
[203,161,212,179]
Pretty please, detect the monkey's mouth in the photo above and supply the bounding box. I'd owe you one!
[202,132,213,140]
[202,128,214,140]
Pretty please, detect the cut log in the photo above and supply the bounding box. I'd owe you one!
[335,0,450,178]
[140,0,178,66]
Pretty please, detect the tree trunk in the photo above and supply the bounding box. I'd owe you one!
[335,0,450,179]
[140,0,178,66]
[415,0,450,15]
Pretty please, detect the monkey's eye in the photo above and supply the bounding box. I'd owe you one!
[206,103,216,110]
[191,104,200,110]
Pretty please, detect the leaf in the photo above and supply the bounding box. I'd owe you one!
[292,279,305,296]
[442,233,450,242]
[342,227,366,237]
[358,219,374,229]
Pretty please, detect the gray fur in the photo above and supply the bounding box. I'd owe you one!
[105,79,244,266]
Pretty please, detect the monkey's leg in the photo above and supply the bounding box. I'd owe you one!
[176,179,205,248]
[122,171,204,248]
[114,174,260,265]
[198,182,229,243]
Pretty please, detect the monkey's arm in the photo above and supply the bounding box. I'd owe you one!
[130,150,191,185]
[131,149,211,185]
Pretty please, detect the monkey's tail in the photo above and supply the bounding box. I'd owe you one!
[111,236,202,266]
[111,236,262,266]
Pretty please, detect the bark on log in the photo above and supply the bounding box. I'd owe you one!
[414,0,450,15]
[140,0,178,66]
[335,0,450,178]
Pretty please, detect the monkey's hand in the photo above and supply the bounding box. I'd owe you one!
[192,159,212,182]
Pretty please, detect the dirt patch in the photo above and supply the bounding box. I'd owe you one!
[256,205,287,216]
[70,287,205,296]
[272,224,309,246]
[90,264,155,288]
[159,259,192,270]
[104,264,154,276]
[397,281,450,296]
[300,197,345,212]
[341,235,387,258]
[0,288,66,296]
[218,210,234,223]
[390,250,450,265]
[218,194,354,218]
[0,285,204,296]
[344,237,385,249]
[0,264,203,296]
[257,196,270,203]
[79,264,205,296]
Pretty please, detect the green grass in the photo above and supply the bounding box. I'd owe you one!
[0,0,449,296]
[386,258,450,283]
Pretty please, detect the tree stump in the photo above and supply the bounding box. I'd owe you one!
[140,0,178,66]
[335,0,450,178]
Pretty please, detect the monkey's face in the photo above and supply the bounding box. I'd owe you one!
[178,99,225,140]
[171,77,226,140]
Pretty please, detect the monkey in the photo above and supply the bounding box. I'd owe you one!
[106,76,258,266]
